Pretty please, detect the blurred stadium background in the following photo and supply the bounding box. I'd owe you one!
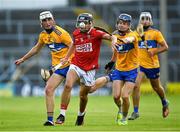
[0,0,180,97]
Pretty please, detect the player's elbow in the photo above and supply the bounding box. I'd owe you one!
[162,42,169,52]
[31,47,39,55]
[165,44,169,51]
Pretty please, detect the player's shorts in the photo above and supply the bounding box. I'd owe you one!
[54,66,69,78]
[69,64,96,86]
[107,70,114,82]
[140,66,160,79]
[111,68,138,83]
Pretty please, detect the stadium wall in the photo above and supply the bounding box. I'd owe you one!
[0,0,68,10]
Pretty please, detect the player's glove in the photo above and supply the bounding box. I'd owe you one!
[105,61,115,71]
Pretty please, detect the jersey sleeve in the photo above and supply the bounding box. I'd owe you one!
[61,30,73,47]
[156,30,166,44]
[37,33,44,45]
[95,30,106,39]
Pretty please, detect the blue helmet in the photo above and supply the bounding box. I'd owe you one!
[76,13,93,28]
[77,13,93,22]
[117,13,132,23]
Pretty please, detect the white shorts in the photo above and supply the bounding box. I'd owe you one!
[69,64,96,86]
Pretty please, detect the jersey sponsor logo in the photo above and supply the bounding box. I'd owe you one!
[116,43,134,53]
[138,40,157,49]
[47,43,67,52]
[48,43,60,51]
[49,44,55,49]
[138,41,147,49]
[76,43,93,52]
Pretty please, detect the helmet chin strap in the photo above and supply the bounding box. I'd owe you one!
[143,25,151,31]
[118,29,129,36]
[80,28,88,33]
[80,27,92,33]
[45,26,55,34]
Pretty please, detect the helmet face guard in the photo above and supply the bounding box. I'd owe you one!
[117,13,132,24]
[76,13,93,28]
[39,11,54,22]
[139,12,153,26]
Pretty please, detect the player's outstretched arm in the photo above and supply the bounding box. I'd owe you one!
[14,42,43,65]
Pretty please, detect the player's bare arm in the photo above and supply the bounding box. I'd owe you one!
[148,41,168,57]
[14,42,43,65]
[102,33,118,50]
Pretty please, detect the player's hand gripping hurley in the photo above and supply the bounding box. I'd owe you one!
[40,61,69,82]
[136,24,154,63]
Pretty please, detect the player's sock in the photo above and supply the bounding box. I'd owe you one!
[60,109,66,116]
[60,104,67,116]
[48,116,53,122]
[47,112,53,122]
[78,111,85,116]
[122,112,128,120]
[134,106,139,113]
[118,105,122,113]
[161,98,168,107]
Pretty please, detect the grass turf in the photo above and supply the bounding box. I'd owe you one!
[0,94,180,131]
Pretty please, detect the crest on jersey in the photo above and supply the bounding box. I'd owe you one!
[54,28,62,36]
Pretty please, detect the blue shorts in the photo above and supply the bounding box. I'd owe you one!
[111,68,138,83]
[107,70,114,82]
[140,66,160,79]
[54,66,69,78]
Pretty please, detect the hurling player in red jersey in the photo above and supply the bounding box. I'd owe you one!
[55,13,117,126]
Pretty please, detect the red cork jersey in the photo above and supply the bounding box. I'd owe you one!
[72,28,106,71]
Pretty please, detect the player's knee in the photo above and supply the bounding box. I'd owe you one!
[64,83,73,92]
[122,96,129,104]
[153,85,164,93]
[134,84,138,90]
[88,86,96,93]
[152,86,158,92]
[151,83,161,91]
[113,94,120,101]
[45,86,54,96]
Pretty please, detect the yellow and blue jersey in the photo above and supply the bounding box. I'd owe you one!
[113,31,139,71]
[138,28,165,68]
[38,25,73,67]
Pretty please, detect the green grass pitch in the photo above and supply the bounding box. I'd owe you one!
[0,94,180,131]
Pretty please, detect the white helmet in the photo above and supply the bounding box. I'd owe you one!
[39,11,54,22]
[139,12,153,25]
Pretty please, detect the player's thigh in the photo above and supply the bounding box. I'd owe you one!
[122,82,135,97]
[95,76,108,88]
[46,73,65,90]
[65,69,79,86]
[112,80,124,98]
